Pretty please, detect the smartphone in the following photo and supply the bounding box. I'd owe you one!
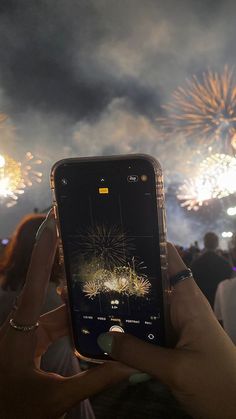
[51,154,169,362]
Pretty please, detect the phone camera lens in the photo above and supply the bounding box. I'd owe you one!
[61,178,68,186]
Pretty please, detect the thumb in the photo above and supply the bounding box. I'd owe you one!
[97,332,182,387]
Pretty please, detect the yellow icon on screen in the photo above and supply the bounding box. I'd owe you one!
[99,187,109,194]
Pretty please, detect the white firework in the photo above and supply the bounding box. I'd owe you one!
[178,153,236,210]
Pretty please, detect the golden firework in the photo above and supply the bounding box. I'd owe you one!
[0,112,43,207]
[103,276,129,293]
[0,152,43,207]
[132,276,151,296]
[83,280,101,299]
[22,152,43,186]
[73,225,151,298]
[158,66,236,153]
[0,154,24,207]
[81,264,150,298]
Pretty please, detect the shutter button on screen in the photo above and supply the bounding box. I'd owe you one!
[109,325,124,333]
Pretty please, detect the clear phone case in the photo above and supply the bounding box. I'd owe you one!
[51,154,170,362]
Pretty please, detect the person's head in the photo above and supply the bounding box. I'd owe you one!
[204,232,219,251]
[0,213,61,291]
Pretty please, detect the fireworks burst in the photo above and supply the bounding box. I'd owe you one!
[0,154,24,207]
[0,152,43,207]
[72,225,134,269]
[81,263,150,298]
[21,152,43,187]
[177,178,214,211]
[72,225,151,298]
[83,280,101,299]
[103,275,129,293]
[0,112,43,207]
[178,153,236,210]
[158,66,236,153]
[132,277,151,296]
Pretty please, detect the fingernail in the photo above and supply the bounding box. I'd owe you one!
[129,373,151,384]
[36,212,55,241]
[97,333,113,354]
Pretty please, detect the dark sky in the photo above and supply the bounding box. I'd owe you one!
[0,0,233,120]
[0,0,235,242]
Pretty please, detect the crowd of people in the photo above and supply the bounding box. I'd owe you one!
[0,213,236,418]
[176,232,236,345]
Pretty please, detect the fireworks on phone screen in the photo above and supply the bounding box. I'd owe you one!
[71,225,151,299]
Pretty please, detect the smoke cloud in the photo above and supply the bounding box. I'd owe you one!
[0,0,235,243]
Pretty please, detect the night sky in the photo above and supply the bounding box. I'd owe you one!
[0,0,235,243]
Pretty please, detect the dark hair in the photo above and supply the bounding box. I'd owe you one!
[0,213,61,291]
[204,232,219,251]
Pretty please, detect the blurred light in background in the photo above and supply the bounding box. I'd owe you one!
[222,231,233,238]
[227,207,236,216]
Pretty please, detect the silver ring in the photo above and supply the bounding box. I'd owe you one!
[170,268,193,287]
[9,318,39,332]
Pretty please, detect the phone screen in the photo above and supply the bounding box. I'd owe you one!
[54,157,166,359]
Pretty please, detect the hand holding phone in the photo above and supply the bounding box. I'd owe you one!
[100,243,236,419]
[51,154,169,362]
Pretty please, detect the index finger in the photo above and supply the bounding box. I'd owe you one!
[167,243,215,331]
[13,211,58,326]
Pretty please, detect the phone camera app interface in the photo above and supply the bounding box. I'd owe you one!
[56,160,165,358]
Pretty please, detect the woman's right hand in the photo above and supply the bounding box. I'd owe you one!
[98,243,236,419]
[0,212,136,419]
